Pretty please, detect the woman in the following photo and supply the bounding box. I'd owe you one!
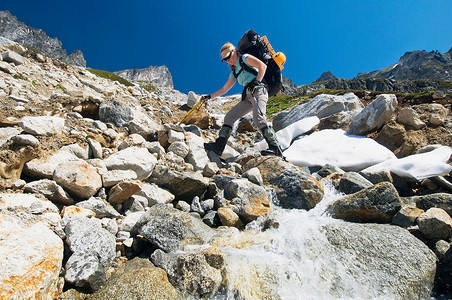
[201,42,282,157]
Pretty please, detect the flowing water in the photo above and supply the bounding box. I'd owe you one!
[204,181,431,300]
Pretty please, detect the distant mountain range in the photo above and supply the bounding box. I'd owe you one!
[357,48,452,81]
[294,48,452,95]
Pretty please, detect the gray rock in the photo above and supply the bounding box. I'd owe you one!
[1,50,23,65]
[0,11,86,67]
[64,217,116,291]
[99,98,162,140]
[190,196,205,216]
[103,146,157,181]
[147,165,209,201]
[185,132,210,171]
[412,193,452,216]
[114,65,174,89]
[397,107,426,129]
[347,94,397,135]
[138,204,216,252]
[242,167,264,186]
[358,170,393,185]
[12,134,39,147]
[338,172,373,194]
[24,179,73,205]
[273,93,363,132]
[86,257,178,299]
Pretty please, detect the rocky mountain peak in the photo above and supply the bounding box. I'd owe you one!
[0,10,86,67]
[357,48,452,81]
[313,71,337,83]
[114,65,174,89]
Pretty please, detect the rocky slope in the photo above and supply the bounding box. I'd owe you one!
[0,10,86,68]
[0,38,451,299]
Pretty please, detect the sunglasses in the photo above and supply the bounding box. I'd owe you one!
[222,52,232,62]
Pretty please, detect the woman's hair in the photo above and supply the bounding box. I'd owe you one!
[220,42,235,57]
[220,42,237,71]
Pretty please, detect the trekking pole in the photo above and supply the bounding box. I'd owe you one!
[249,88,286,160]
[178,97,208,125]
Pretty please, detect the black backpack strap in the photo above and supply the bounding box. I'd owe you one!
[232,55,259,79]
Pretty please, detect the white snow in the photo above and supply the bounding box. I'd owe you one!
[277,123,451,181]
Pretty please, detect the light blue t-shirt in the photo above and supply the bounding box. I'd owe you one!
[229,54,258,87]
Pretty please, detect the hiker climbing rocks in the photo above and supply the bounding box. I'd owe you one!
[202,42,283,157]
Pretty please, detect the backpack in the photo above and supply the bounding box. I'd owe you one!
[234,29,285,97]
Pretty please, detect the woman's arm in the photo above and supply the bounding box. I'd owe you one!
[209,76,236,99]
[245,55,267,82]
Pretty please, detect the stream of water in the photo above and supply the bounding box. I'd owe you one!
[207,181,432,300]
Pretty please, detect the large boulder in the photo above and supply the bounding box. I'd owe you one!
[0,215,63,300]
[212,210,436,299]
[273,93,364,132]
[99,98,162,140]
[347,94,397,136]
[329,182,402,223]
[64,217,116,291]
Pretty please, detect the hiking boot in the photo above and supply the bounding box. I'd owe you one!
[261,145,283,157]
[204,125,232,156]
[261,126,283,157]
[204,137,227,155]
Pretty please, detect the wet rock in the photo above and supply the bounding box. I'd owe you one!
[244,156,324,210]
[218,207,244,229]
[225,179,270,222]
[329,182,402,223]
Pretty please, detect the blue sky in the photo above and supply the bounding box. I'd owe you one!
[3,0,452,95]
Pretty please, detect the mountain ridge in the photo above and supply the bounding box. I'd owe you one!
[0,10,86,68]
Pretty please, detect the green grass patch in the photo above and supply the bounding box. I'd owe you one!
[143,82,160,93]
[13,73,28,81]
[87,68,133,86]
[56,84,66,92]
[266,94,308,118]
